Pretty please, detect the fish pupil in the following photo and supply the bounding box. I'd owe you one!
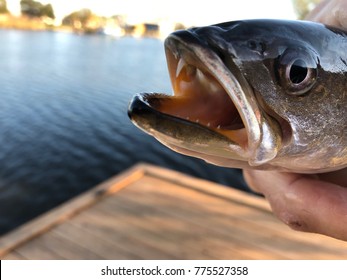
[289,59,308,84]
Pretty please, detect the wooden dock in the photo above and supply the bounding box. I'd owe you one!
[1,163,346,260]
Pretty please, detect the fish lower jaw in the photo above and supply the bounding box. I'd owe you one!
[172,112,249,148]
[157,136,253,169]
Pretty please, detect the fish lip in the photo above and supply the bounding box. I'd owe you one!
[163,32,265,162]
[128,93,199,129]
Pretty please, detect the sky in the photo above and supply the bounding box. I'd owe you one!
[6,0,297,26]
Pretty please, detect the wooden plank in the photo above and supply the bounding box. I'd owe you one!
[13,230,105,260]
[142,164,271,212]
[11,234,66,260]
[114,176,347,259]
[1,251,26,260]
[134,174,347,250]
[94,203,252,259]
[109,190,301,259]
[0,164,145,258]
[1,163,347,260]
[64,211,179,260]
[51,222,141,260]
[92,193,282,259]
[139,165,347,257]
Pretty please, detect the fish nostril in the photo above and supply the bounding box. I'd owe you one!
[247,40,266,55]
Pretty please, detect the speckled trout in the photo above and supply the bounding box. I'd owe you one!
[128,19,347,173]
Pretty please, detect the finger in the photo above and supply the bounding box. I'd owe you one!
[243,170,347,241]
[305,0,330,21]
[243,169,319,193]
[306,0,347,30]
[243,169,261,193]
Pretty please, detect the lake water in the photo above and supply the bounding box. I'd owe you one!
[0,29,249,235]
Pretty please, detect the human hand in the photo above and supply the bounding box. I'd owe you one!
[243,169,347,241]
[243,0,347,241]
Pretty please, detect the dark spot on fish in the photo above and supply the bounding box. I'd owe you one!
[247,40,266,55]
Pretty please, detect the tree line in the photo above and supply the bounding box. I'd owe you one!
[0,0,323,23]
[0,0,54,18]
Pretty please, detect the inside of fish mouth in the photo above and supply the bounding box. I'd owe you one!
[148,52,248,148]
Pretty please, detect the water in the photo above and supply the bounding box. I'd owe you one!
[0,29,249,235]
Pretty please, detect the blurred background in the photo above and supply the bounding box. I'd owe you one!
[0,0,320,235]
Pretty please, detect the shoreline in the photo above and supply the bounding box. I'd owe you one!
[0,14,69,32]
[0,14,166,38]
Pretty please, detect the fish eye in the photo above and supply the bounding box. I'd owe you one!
[278,49,318,96]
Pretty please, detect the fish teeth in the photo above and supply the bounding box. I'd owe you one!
[176,58,186,78]
[207,122,211,127]
[217,125,221,129]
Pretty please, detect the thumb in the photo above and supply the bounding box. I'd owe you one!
[243,170,347,241]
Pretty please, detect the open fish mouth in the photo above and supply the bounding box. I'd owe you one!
[163,35,248,148]
[129,30,280,166]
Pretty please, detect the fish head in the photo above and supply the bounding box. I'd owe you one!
[128,20,347,173]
